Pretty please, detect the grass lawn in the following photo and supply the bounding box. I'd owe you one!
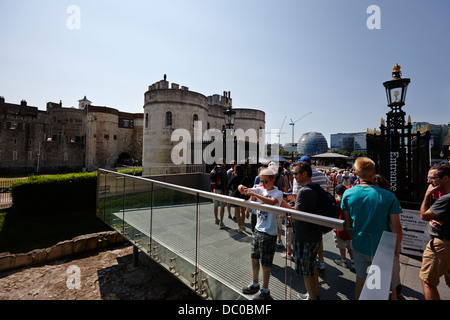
[0,208,111,254]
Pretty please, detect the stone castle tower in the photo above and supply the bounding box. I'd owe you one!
[142,76,265,175]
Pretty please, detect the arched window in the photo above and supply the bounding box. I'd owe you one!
[166,111,172,126]
[193,114,198,127]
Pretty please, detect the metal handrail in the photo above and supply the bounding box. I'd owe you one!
[98,168,344,230]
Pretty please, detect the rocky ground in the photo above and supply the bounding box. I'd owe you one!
[0,243,201,300]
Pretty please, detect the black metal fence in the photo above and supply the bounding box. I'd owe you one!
[367,123,430,208]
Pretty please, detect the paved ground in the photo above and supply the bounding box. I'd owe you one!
[0,243,200,300]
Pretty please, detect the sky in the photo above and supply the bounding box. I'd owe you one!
[1,0,450,146]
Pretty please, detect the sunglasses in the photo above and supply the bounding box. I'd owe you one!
[261,180,270,184]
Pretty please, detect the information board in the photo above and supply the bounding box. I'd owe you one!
[400,209,430,257]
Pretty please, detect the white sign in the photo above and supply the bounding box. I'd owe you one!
[400,209,430,257]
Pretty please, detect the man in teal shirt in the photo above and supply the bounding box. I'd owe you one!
[341,157,403,299]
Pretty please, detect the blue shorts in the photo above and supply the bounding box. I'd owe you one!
[354,251,373,279]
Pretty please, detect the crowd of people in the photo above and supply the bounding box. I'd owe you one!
[209,157,450,300]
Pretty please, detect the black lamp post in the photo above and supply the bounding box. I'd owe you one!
[381,64,411,197]
[223,102,236,164]
[223,102,236,129]
[367,64,430,207]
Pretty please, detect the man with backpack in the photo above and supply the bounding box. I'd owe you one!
[210,159,228,229]
[292,161,328,300]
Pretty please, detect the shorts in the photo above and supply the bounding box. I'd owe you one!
[354,251,373,279]
[419,238,450,287]
[333,231,352,250]
[212,189,226,208]
[251,230,277,267]
[294,241,320,277]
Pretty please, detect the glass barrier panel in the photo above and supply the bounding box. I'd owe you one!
[196,194,250,300]
[100,173,127,234]
[148,184,199,291]
[97,171,107,220]
[122,176,152,254]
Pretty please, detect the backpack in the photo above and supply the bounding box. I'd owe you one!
[306,183,341,234]
[210,166,225,190]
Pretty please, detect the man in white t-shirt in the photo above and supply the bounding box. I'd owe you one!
[238,168,284,300]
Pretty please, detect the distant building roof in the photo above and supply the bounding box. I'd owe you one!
[310,152,349,158]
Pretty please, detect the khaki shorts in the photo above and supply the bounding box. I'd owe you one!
[212,189,226,208]
[419,238,450,287]
[333,230,352,250]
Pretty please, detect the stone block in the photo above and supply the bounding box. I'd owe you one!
[46,244,62,261]
[86,235,100,251]
[0,254,14,272]
[57,240,74,257]
[72,237,87,253]
[98,232,113,248]
[112,232,126,244]
[31,249,47,266]
[14,253,32,269]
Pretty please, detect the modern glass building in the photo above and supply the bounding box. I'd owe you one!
[297,132,328,155]
[330,132,367,153]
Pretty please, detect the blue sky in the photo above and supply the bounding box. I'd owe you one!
[1,0,449,146]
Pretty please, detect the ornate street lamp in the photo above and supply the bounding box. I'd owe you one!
[223,102,236,163]
[223,102,236,129]
[383,63,410,111]
[382,64,411,138]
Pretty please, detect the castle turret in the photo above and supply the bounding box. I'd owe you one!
[78,96,92,109]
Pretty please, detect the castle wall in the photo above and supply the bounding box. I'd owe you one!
[0,97,142,174]
[0,77,264,175]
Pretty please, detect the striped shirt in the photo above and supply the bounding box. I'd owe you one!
[292,168,329,193]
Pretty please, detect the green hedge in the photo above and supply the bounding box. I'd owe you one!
[10,172,97,216]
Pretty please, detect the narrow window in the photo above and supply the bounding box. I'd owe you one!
[193,114,198,127]
[166,111,172,126]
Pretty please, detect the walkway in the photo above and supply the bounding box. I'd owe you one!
[112,202,449,300]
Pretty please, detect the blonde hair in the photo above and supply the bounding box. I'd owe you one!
[354,157,375,180]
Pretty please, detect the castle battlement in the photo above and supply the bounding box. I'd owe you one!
[146,75,234,110]
[147,74,190,92]
[206,91,232,109]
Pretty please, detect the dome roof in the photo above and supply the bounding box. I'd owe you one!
[297,132,328,155]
